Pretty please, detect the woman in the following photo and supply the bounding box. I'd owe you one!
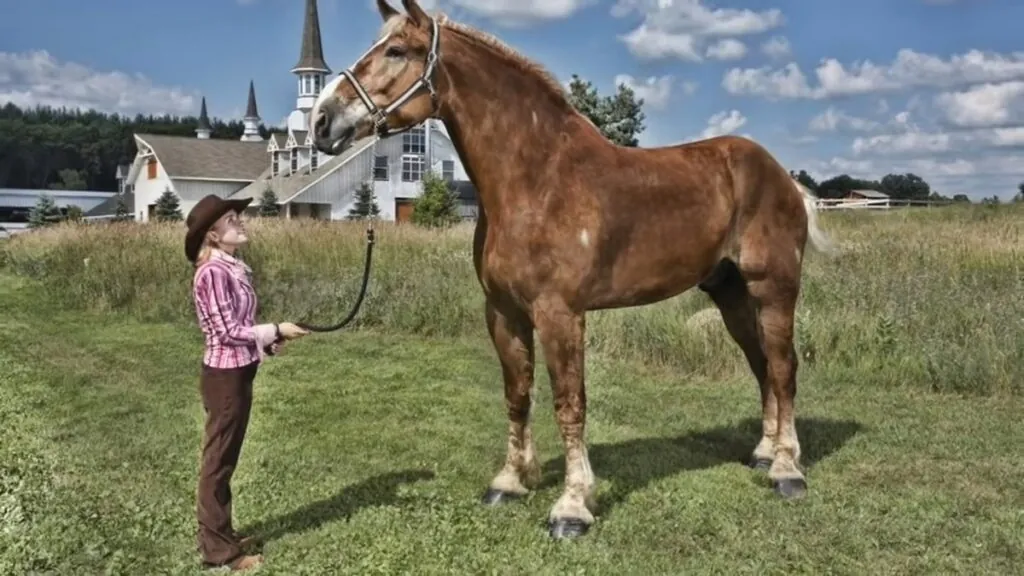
[185,194,309,571]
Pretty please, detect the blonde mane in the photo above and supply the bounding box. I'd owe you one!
[439,17,569,99]
[381,11,571,105]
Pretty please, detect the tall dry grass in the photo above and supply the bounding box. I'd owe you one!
[2,203,1022,396]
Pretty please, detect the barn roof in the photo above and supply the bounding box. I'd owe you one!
[849,189,889,199]
[135,134,268,181]
[229,136,377,202]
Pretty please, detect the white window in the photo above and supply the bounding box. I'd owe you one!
[402,126,425,155]
[441,160,454,181]
[272,152,279,176]
[290,150,298,172]
[310,150,319,172]
[401,155,424,182]
[373,155,389,181]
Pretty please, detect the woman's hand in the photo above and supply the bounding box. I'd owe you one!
[278,322,310,340]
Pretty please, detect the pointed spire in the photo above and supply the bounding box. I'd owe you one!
[195,96,212,139]
[240,81,263,142]
[245,80,259,119]
[198,97,211,128]
[291,0,331,73]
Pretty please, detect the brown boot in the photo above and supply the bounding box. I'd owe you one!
[204,553,263,572]
[233,532,261,550]
[227,554,263,571]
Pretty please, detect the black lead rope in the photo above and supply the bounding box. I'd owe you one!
[264,226,375,355]
[298,226,376,332]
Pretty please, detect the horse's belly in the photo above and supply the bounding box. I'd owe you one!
[585,231,724,309]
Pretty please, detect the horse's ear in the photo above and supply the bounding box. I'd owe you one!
[401,0,429,27]
[376,0,398,21]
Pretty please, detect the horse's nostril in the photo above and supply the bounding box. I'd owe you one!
[314,111,330,138]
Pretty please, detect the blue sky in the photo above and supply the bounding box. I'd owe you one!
[1,0,1022,200]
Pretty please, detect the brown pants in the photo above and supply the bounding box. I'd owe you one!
[196,361,258,566]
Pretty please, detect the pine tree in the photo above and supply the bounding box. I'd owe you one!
[65,205,84,222]
[347,181,381,220]
[114,194,131,221]
[154,187,183,221]
[28,193,61,228]
[411,171,460,228]
[602,82,646,147]
[258,186,280,217]
[566,74,647,147]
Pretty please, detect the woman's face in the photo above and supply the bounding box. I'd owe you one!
[210,210,248,249]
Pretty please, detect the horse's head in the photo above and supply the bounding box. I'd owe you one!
[310,0,442,155]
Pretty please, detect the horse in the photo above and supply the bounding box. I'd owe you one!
[310,0,836,540]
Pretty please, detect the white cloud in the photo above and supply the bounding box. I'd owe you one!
[851,126,1024,155]
[934,81,1024,128]
[760,35,790,60]
[721,62,812,98]
[612,0,783,62]
[614,74,674,109]
[706,39,747,61]
[420,0,593,25]
[699,109,747,138]
[809,106,879,132]
[723,48,1024,99]
[0,50,199,116]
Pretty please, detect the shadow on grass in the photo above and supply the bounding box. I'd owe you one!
[540,417,863,515]
[238,469,435,541]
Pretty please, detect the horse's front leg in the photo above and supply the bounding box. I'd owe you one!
[534,299,596,539]
[481,298,542,504]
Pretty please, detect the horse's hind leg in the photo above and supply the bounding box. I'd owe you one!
[481,297,542,505]
[700,261,775,470]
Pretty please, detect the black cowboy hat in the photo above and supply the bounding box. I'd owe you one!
[184,194,253,263]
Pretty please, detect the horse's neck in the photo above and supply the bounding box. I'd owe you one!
[437,31,601,214]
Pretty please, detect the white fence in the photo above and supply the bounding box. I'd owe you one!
[815,198,953,211]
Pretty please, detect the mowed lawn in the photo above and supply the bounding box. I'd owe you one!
[1,273,1021,575]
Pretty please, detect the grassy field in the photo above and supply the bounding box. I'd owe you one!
[1,205,1023,574]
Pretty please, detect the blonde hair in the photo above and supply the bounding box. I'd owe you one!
[194,235,217,267]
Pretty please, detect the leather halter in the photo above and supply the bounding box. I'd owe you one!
[338,16,441,138]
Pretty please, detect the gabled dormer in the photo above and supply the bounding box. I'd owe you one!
[268,133,287,176]
[285,130,310,149]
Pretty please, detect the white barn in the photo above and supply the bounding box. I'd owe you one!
[121,0,475,224]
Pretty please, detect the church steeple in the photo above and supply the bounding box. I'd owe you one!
[195,97,212,139]
[240,80,263,142]
[291,0,330,74]
[289,0,331,130]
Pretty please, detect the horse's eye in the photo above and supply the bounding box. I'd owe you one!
[385,46,407,58]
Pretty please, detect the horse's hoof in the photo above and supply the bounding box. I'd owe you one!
[749,458,772,471]
[548,518,590,539]
[773,477,808,499]
[480,488,522,506]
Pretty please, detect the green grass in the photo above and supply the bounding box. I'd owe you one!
[2,271,1023,575]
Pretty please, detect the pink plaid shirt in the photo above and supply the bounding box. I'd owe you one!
[192,250,276,369]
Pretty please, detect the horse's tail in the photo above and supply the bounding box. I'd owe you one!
[792,179,838,256]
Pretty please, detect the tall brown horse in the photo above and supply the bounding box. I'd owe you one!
[311,0,836,540]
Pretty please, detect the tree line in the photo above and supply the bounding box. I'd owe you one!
[0,102,280,191]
